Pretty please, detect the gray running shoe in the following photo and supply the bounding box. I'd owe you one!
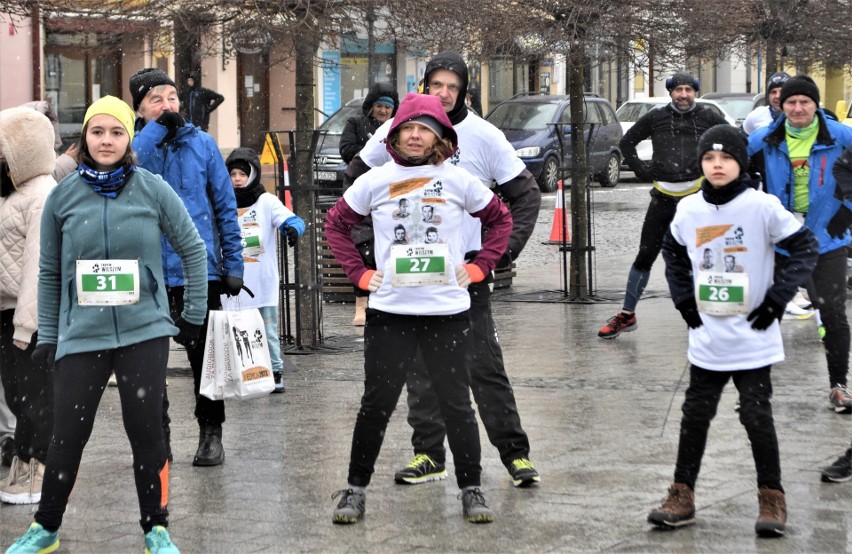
[459,488,495,523]
[332,488,366,524]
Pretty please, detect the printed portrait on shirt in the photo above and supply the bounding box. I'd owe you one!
[393,198,412,220]
[392,223,408,244]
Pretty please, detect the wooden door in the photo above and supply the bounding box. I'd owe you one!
[237,53,270,151]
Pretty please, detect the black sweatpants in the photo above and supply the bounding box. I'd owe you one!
[404,282,531,468]
[674,364,782,492]
[347,309,482,489]
[0,310,53,463]
[632,188,682,273]
[805,248,850,387]
[36,338,170,533]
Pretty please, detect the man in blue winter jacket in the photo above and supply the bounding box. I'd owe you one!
[130,68,244,467]
[749,75,852,415]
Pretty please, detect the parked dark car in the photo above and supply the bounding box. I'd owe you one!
[312,97,364,191]
[485,94,622,191]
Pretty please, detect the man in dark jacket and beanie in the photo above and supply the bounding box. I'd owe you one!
[179,72,225,132]
[130,67,243,468]
[344,51,543,488]
[598,71,729,339]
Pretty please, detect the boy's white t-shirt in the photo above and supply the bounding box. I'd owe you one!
[223,192,297,309]
[359,113,526,252]
[343,160,495,316]
[669,187,803,371]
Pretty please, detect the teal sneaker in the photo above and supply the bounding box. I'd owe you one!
[6,522,59,554]
[144,526,180,554]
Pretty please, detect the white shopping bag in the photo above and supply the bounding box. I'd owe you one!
[199,311,226,401]
[221,308,275,400]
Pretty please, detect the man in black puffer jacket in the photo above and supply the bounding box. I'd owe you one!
[598,72,729,339]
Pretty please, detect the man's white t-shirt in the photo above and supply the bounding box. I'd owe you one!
[669,187,803,371]
[359,112,526,251]
[224,193,297,309]
[343,161,495,316]
[742,106,774,135]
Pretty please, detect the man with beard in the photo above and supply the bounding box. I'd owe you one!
[598,72,729,339]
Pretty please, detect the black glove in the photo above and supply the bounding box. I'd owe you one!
[221,275,244,297]
[826,205,852,239]
[635,163,653,182]
[31,344,56,370]
[284,226,299,248]
[173,316,203,348]
[464,250,480,263]
[156,111,184,142]
[747,295,785,331]
[495,251,513,270]
[675,298,703,329]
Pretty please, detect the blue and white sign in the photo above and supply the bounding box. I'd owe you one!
[321,51,341,122]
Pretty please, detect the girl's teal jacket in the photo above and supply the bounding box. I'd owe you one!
[37,166,208,361]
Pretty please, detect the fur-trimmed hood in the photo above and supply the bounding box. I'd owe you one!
[0,107,56,188]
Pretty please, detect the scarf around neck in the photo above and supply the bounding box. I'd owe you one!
[234,180,265,208]
[701,175,748,206]
[785,116,819,140]
[78,163,135,198]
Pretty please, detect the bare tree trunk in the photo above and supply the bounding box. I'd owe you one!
[766,39,778,75]
[293,32,321,347]
[568,41,589,301]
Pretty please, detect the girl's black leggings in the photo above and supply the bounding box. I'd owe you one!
[36,337,170,533]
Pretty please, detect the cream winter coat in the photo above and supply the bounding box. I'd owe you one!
[0,107,57,344]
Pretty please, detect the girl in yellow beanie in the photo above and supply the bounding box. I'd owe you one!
[5,94,208,554]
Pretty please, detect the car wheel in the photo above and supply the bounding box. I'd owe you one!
[537,156,560,192]
[597,153,620,188]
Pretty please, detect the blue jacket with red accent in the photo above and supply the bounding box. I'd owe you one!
[748,110,852,254]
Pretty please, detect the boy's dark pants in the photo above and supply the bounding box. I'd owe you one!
[674,364,782,491]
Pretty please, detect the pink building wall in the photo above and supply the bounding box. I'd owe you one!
[0,14,36,109]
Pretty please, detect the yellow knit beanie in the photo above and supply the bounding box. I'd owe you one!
[83,96,136,141]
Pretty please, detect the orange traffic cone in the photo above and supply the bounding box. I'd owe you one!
[547,180,570,244]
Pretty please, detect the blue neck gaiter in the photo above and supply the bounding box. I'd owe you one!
[78,163,135,198]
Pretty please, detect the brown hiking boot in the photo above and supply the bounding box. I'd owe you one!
[648,483,696,528]
[755,488,786,537]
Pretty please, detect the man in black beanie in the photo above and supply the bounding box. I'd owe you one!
[749,74,852,419]
[130,67,244,467]
[129,68,176,112]
[599,72,728,339]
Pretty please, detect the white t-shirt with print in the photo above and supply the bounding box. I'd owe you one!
[343,161,495,316]
[359,112,526,251]
[224,193,297,309]
[669,187,803,371]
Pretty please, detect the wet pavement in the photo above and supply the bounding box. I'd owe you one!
[2,181,852,552]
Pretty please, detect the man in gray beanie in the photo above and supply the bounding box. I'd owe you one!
[749,74,852,418]
[743,72,791,135]
[130,67,244,468]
